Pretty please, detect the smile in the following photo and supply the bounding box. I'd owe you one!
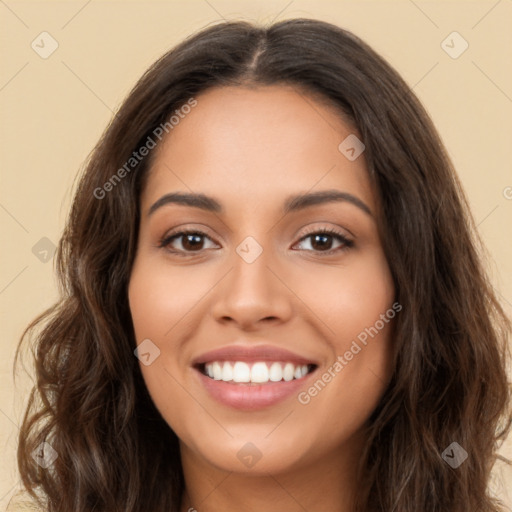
[201,361,315,384]
[191,344,320,410]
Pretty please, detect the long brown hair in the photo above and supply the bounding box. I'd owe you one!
[14,18,511,512]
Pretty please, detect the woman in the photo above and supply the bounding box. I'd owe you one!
[12,17,511,512]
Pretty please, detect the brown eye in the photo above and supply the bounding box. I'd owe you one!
[309,233,335,251]
[294,229,354,254]
[159,230,217,254]
[180,233,205,251]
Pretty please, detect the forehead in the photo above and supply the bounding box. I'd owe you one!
[142,85,373,214]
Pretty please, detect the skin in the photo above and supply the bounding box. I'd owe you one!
[128,85,396,512]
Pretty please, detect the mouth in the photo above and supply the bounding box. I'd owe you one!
[191,344,320,410]
[196,361,317,384]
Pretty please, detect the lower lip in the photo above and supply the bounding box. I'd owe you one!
[195,368,316,410]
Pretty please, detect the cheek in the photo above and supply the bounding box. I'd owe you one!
[128,259,205,435]
[128,257,216,343]
[293,250,395,417]
[299,249,395,345]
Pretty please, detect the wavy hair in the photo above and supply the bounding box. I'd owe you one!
[14,18,511,512]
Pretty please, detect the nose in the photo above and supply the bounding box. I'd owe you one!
[210,246,294,329]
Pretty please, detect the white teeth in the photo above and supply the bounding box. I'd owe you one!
[212,361,222,380]
[283,363,294,381]
[269,362,283,382]
[222,361,233,381]
[251,362,269,383]
[203,361,311,384]
[232,362,251,382]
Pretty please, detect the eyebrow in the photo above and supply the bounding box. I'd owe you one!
[148,189,372,217]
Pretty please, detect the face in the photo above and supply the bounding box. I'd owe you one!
[128,85,396,476]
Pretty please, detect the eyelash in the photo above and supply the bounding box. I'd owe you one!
[158,227,354,257]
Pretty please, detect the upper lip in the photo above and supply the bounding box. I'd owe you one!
[192,343,319,366]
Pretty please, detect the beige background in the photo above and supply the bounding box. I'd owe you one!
[1,0,511,508]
